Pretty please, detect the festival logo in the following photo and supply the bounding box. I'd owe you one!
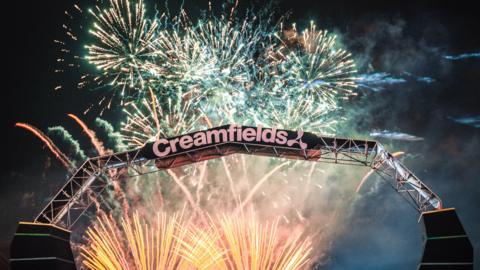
[152,124,309,158]
[287,130,308,150]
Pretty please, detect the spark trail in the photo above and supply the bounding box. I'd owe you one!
[356,151,405,193]
[15,122,74,172]
[68,113,109,155]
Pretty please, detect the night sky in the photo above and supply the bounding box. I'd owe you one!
[2,0,480,269]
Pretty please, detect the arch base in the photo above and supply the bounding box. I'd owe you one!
[418,208,473,269]
[10,222,76,270]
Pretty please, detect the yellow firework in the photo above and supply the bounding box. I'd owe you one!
[215,212,312,270]
[81,212,185,270]
[81,211,312,270]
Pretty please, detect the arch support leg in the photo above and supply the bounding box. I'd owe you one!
[419,208,473,269]
[10,222,77,270]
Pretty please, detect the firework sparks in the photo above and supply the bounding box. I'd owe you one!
[81,212,185,270]
[85,0,159,95]
[15,122,74,172]
[120,93,206,148]
[58,0,358,134]
[356,151,405,193]
[81,211,312,270]
[267,21,357,105]
[217,212,312,270]
[68,113,110,155]
[238,161,289,212]
[33,2,365,269]
[251,95,338,133]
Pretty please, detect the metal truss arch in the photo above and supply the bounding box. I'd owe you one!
[34,126,442,229]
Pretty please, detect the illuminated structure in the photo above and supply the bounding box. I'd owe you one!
[11,125,473,269]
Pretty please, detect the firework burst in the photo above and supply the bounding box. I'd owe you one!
[85,0,159,95]
[21,2,366,269]
[81,211,312,270]
[120,90,207,148]
[81,212,185,270]
[72,0,357,133]
[267,21,357,106]
[15,122,75,172]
